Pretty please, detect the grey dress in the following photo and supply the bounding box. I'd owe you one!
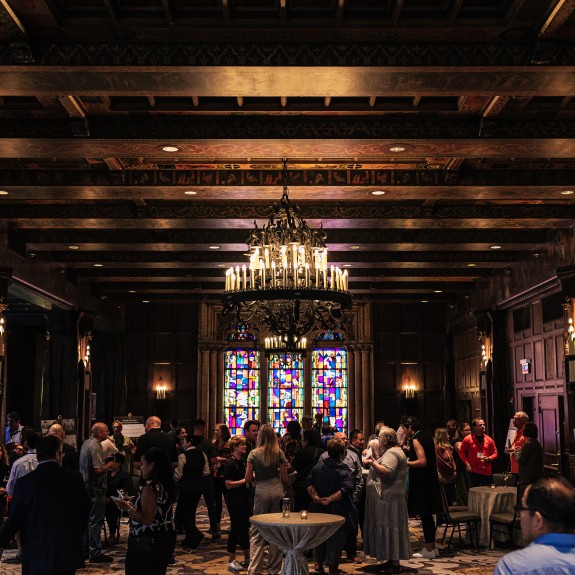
[363,446,411,561]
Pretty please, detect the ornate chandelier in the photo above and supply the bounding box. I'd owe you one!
[222,159,352,346]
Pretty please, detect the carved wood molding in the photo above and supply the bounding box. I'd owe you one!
[0,42,573,67]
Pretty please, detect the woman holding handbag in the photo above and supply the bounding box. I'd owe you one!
[435,427,456,506]
[116,447,177,575]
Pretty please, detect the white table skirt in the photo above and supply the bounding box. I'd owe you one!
[250,512,345,575]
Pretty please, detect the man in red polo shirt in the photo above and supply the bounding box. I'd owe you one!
[459,418,498,487]
[506,411,529,477]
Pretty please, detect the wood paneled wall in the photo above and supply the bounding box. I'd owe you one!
[373,302,448,431]
[125,302,199,426]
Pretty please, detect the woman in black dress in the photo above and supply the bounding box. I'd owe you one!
[402,416,442,559]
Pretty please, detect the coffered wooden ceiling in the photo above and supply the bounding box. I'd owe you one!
[1,0,575,306]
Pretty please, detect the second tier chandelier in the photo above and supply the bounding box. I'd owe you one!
[222,159,352,346]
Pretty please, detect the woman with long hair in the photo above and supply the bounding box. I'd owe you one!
[434,427,456,506]
[453,422,471,505]
[402,416,442,559]
[212,422,232,530]
[116,447,176,575]
[244,423,289,575]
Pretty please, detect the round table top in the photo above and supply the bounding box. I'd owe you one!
[469,486,517,495]
[250,512,345,527]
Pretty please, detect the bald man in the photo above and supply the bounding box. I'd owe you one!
[49,423,78,470]
[507,411,529,476]
[79,422,115,563]
[133,416,178,470]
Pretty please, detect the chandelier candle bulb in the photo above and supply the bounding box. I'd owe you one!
[221,158,352,343]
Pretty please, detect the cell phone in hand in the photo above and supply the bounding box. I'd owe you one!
[117,489,129,500]
[110,495,123,507]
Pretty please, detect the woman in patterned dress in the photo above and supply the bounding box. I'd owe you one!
[117,447,177,575]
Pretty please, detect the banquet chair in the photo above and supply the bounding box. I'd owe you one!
[439,484,481,549]
[489,507,522,549]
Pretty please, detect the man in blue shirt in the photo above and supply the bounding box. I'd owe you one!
[494,476,575,575]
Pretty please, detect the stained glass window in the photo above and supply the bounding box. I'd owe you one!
[311,348,348,432]
[268,352,304,434]
[224,350,260,435]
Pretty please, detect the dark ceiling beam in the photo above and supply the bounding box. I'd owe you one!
[3,202,575,221]
[539,0,575,37]
[31,249,528,264]
[20,228,550,245]
[2,66,575,97]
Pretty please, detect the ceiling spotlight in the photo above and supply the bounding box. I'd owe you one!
[490,245,502,249]
[467,263,477,267]
[0,190,8,195]
[142,300,150,303]
[434,290,443,293]
[217,264,227,268]
[68,245,80,250]
[209,245,221,250]
[349,245,362,250]
[343,264,352,267]
[561,190,575,195]
[161,145,181,152]
[93,263,103,267]
[421,300,429,303]
[129,290,136,293]
[184,190,197,195]
[372,190,386,196]
[389,145,406,153]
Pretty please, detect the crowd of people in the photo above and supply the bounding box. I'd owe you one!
[0,409,574,575]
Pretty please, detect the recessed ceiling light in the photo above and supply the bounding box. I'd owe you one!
[389,145,406,153]
[467,263,477,267]
[161,145,181,152]
[434,290,442,293]
[142,300,150,303]
[93,263,103,267]
[68,245,80,250]
[421,300,429,303]
[372,190,386,196]
[349,245,362,250]
[561,190,575,195]
[218,264,227,268]
[490,245,502,249]
[343,264,352,267]
[184,190,197,195]
[129,290,136,293]
[0,190,8,195]
[209,245,220,250]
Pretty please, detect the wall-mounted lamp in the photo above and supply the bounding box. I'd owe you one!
[403,381,416,399]
[569,318,575,342]
[154,376,168,400]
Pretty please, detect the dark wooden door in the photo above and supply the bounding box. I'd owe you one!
[539,394,563,474]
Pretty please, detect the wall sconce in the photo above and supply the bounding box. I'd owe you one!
[569,318,575,342]
[155,386,167,400]
[154,376,168,400]
[403,381,416,399]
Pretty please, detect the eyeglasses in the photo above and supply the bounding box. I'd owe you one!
[514,505,549,518]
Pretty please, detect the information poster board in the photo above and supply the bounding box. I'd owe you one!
[114,415,145,439]
[40,418,77,448]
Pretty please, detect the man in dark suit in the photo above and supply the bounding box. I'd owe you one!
[0,434,89,575]
[134,415,178,469]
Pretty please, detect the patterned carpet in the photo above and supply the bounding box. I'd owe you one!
[1,502,507,574]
